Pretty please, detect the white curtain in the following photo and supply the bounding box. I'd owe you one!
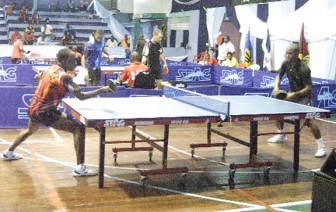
[235,4,266,63]
[235,0,336,79]
[133,0,172,15]
[93,0,130,43]
[206,7,226,48]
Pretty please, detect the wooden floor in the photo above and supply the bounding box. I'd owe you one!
[0,118,335,211]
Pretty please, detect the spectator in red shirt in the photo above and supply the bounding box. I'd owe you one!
[199,51,219,65]
[10,29,22,44]
[119,52,149,87]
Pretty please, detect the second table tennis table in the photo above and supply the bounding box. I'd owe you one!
[61,86,330,188]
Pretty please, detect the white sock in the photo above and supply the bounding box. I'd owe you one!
[278,130,284,134]
[316,138,325,149]
[75,164,84,171]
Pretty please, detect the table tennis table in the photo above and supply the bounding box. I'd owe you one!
[61,86,330,188]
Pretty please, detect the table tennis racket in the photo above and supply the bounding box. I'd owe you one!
[274,90,287,100]
[107,79,118,93]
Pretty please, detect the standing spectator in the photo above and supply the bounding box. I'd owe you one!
[217,35,235,64]
[119,52,149,88]
[221,52,238,68]
[141,29,168,89]
[105,35,118,47]
[31,10,41,25]
[81,29,111,86]
[11,34,25,64]
[135,34,146,58]
[10,29,22,44]
[120,34,131,59]
[267,43,326,158]
[24,23,35,45]
[2,48,116,178]
[60,31,76,46]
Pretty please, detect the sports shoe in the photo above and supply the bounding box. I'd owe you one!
[72,164,98,177]
[267,134,287,143]
[1,151,23,161]
[315,148,326,158]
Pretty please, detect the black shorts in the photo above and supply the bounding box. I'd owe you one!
[87,67,101,84]
[149,67,162,80]
[11,58,22,64]
[29,106,62,126]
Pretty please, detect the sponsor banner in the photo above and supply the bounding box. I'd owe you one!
[213,66,253,87]
[0,57,12,64]
[219,85,273,97]
[0,64,35,86]
[167,65,213,85]
[253,70,292,88]
[314,84,336,113]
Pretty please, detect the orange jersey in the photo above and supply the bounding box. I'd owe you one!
[28,65,70,118]
[119,62,148,87]
[11,40,23,59]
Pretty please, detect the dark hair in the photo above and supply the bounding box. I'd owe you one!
[57,48,72,63]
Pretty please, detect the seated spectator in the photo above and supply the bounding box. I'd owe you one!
[198,51,219,65]
[88,11,98,19]
[60,31,76,46]
[36,34,48,45]
[18,6,28,23]
[80,0,88,12]
[24,23,35,45]
[63,23,76,40]
[119,52,149,88]
[31,10,41,25]
[10,29,22,44]
[41,21,55,41]
[105,35,118,47]
[221,52,238,68]
[4,4,14,16]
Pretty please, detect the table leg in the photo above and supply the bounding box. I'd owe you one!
[250,121,258,159]
[293,119,300,172]
[99,127,106,188]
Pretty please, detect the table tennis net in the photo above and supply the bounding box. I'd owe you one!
[163,85,230,116]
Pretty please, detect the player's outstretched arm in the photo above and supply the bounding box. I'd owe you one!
[67,78,116,100]
[73,86,113,100]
